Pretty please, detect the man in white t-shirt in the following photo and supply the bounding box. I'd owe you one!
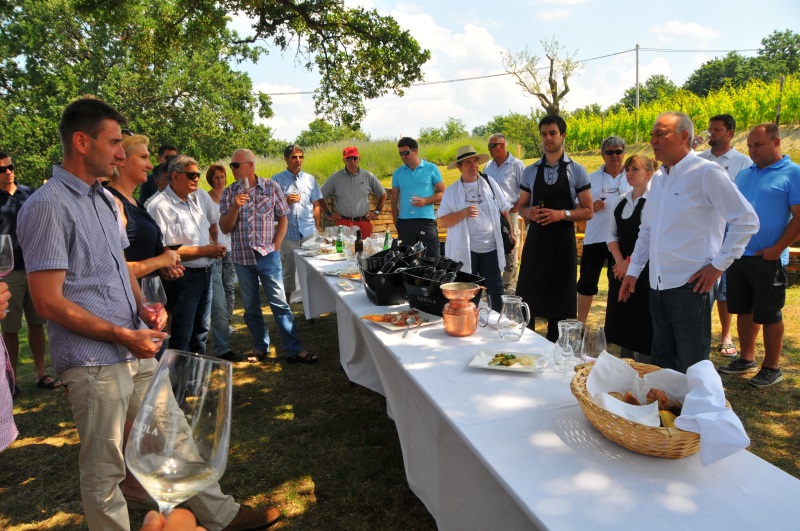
[697,114,753,359]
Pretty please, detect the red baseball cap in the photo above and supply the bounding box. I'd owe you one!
[342,146,360,159]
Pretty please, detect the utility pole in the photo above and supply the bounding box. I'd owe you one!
[635,44,640,144]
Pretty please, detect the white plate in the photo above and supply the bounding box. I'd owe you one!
[303,248,336,257]
[469,349,548,373]
[362,310,442,331]
[317,252,347,261]
[324,268,362,281]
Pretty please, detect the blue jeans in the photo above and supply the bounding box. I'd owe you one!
[649,281,713,373]
[166,267,212,354]
[209,261,232,356]
[470,249,504,313]
[235,250,304,357]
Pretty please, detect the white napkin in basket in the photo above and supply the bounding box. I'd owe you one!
[587,352,661,427]
[674,360,750,466]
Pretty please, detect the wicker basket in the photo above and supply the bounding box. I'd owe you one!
[570,360,702,459]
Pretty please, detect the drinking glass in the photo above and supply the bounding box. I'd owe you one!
[324,226,338,246]
[558,320,584,380]
[164,224,185,251]
[125,349,232,517]
[0,235,14,279]
[141,276,168,341]
[581,327,607,362]
[238,176,251,203]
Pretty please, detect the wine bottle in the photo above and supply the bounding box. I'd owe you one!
[354,229,363,254]
[410,231,426,255]
[423,256,440,279]
[441,261,464,283]
[335,226,344,253]
[378,239,400,273]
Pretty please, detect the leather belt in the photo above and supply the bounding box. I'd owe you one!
[340,214,370,221]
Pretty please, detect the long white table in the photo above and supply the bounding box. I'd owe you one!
[296,251,800,530]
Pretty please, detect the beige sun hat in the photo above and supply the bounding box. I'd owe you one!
[447,145,491,170]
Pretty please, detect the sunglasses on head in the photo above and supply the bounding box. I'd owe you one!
[177,171,201,180]
[488,142,505,149]
[604,149,624,156]
[229,161,253,170]
[121,129,134,137]
[399,149,413,156]
[0,164,14,173]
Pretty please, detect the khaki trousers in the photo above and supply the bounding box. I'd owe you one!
[61,359,239,531]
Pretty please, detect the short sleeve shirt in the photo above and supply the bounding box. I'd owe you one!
[271,170,323,240]
[483,153,526,205]
[391,159,443,219]
[0,184,36,270]
[519,154,591,205]
[320,168,385,217]
[146,186,214,267]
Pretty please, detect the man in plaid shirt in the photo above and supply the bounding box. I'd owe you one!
[219,149,316,364]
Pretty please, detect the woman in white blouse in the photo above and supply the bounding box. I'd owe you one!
[605,155,654,360]
[437,146,514,312]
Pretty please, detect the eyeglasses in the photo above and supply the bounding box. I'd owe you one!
[289,155,304,160]
[604,149,624,156]
[345,156,359,162]
[399,149,414,156]
[177,171,201,180]
[488,142,505,149]
[121,129,134,137]
[229,161,253,169]
[0,164,14,173]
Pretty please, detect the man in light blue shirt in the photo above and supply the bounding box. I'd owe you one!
[272,144,326,300]
[391,137,445,257]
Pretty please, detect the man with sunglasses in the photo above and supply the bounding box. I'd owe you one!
[320,146,386,238]
[272,144,326,302]
[484,134,526,291]
[577,136,632,326]
[147,154,227,355]
[391,137,445,256]
[0,152,55,397]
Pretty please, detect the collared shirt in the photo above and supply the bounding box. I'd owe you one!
[147,185,217,268]
[483,153,526,205]
[1,338,18,451]
[17,165,143,373]
[320,167,385,217]
[220,176,290,265]
[698,147,753,180]
[392,159,443,220]
[271,169,322,240]
[627,151,759,290]
[607,190,649,243]
[519,153,591,204]
[734,155,800,264]
[0,184,36,270]
[582,166,632,245]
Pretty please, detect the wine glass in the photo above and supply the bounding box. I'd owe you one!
[238,176,251,203]
[581,326,607,363]
[125,349,233,517]
[0,235,14,279]
[141,276,168,340]
[164,223,185,251]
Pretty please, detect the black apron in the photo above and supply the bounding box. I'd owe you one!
[604,196,653,354]
[516,155,577,319]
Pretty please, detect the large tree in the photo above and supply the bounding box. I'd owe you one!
[614,74,679,112]
[418,117,468,144]
[683,52,763,97]
[502,37,581,116]
[758,29,800,75]
[0,0,428,184]
[295,119,369,148]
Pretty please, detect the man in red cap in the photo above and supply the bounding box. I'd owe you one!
[319,146,386,237]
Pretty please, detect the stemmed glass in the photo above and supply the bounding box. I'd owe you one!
[0,235,14,279]
[141,276,169,341]
[324,226,338,247]
[125,349,233,517]
[165,223,185,251]
[600,181,618,201]
[238,176,251,203]
[581,327,607,363]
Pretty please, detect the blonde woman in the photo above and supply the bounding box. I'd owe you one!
[605,155,654,359]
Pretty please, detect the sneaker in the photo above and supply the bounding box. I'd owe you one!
[718,357,759,375]
[749,368,783,388]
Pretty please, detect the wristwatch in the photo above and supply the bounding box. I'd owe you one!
[564,210,571,220]
[325,211,333,218]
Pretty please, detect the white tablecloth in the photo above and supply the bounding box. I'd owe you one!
[297,252,800,530]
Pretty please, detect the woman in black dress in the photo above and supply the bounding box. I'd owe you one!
[605,155,654,359]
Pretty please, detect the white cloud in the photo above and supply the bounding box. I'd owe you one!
[537,9,572,21]
[650,20,721,43]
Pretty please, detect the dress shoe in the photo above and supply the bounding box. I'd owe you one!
[222,504,282,530]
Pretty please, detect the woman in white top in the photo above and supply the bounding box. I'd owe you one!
[437,146,514,312]
[605,155,654,360]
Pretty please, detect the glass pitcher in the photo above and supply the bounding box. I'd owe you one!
[497,295,530,342]
[554,319,583,369]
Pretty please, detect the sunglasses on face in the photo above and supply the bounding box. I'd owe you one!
[177,171,201,180]
[604,149,624,156]
[488,142,505,149]
[345,156,359,162]
[0,164,14,173]
[399,149,414,156]
[229,161,253,169]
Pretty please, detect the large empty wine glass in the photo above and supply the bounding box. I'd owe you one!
[581,327,607,362]
[0,235,14,279]
[125,350,233,517]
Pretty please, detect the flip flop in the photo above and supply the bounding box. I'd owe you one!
[718,343,738,357]
[36,375,63,390]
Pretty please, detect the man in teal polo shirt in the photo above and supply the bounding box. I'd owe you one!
[391,137,445,257]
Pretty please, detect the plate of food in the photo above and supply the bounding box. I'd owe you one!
[361,309,442,331]
[324,268,362,281]
[304,247,336,257]
[469,349,548,373]
[317,252,347,261]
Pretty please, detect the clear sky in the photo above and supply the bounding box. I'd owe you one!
[230,0,800,142]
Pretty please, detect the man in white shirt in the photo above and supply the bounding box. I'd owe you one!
[577,135,632,324]
[484,133,526,291]
[620,112,758,373]
[697,114,753,359]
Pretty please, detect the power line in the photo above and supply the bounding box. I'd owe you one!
[262,46,760,96]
